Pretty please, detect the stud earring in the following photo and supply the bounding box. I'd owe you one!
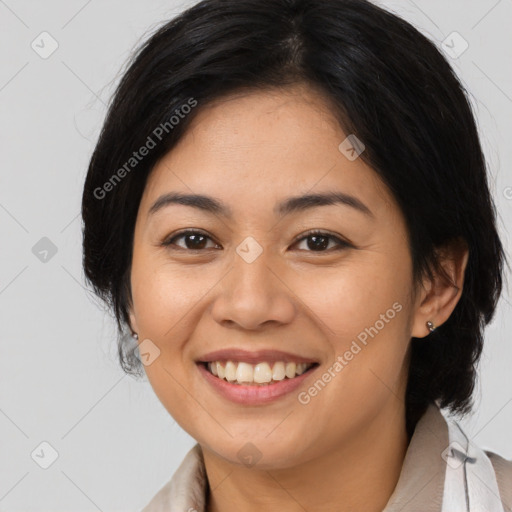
[132,332,139,339]
[426,320,436,333]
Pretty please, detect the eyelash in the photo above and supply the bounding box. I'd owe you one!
[161,229,351,253]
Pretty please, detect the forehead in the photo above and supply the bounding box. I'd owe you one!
[140,85,395,220]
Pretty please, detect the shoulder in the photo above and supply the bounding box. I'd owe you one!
[486,449,512,511]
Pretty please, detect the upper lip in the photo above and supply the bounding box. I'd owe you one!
[196,348,319,365]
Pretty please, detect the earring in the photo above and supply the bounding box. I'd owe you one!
[426,320,436,333]
[132,332,139,339]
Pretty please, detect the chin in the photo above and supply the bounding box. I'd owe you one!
[203,435,311,470]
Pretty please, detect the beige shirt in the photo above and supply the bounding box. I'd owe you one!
[141,403,512,512]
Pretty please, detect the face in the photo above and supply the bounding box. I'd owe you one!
[129,84,423,469]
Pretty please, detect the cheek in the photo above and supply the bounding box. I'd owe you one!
[307,295,410,384]
[130,249,205,336]
[130,252,207,418]
[295,253,412,339]
[297,251,413,397]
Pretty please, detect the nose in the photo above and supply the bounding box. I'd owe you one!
[210,249,296,331]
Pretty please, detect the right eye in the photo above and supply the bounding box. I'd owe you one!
[161,230,221,251]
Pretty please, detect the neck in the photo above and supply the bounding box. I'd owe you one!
[202,402,410,512]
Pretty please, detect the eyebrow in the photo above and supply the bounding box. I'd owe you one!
[148,191,374,219]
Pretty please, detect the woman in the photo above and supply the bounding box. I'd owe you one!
[81,0,511,510]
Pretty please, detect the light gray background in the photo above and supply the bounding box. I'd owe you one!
[0,0,511,511]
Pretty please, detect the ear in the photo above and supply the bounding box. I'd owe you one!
[128,307,139,336]
[411,237,469,338]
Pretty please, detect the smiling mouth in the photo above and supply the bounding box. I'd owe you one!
[199,360,319,386]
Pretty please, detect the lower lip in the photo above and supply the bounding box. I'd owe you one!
[196,363,318,405]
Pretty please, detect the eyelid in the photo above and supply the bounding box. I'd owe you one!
[291,229,351,249]
[162,229,220,249]
[162,228,352,251]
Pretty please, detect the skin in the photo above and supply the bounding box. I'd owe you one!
[128,83,469,512]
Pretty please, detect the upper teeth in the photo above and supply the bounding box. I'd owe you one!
[207,361,313,384]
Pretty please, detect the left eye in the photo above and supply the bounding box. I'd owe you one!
[293,231,350,252]
[162,230,350,252]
